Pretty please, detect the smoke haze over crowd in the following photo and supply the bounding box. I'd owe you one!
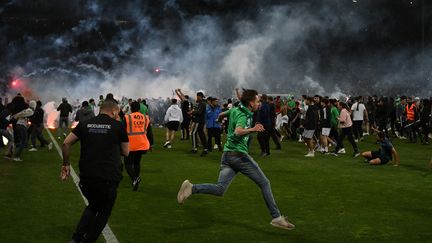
[1,0,431,102]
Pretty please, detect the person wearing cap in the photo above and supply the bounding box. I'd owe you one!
[361,131,399,166]
[190,92,208,156]
[57,97,73,140]
[177,89,295,231]
[205,97,222,151]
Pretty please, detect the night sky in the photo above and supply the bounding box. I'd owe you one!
[0,0,431,99]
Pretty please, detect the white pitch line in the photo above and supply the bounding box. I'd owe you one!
[46,128,119,243]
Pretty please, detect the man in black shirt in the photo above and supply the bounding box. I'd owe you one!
[29,101,52,151]
[57,97,73,140]
[191,92,208,156]
[61,100,129,243]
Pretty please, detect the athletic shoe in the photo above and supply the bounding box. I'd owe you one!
[270,216,295,230]
[133,176,141,191]
[57,136,61,141]
[399,136,407,140]
[163,141,170,148]
[329,152,338,157]
[304,152,315,157]
[337,148,346,154]
[48,142,53,151]
[13,157,23,162]
[190,149,198,153]
[200,150,208,157]
[167,144,172,149]
[29,148,37,152]
[213,144,218,150]
[354,139,359,143]
[353,152,361,157]
[177,180,193,204]
[63,133,67,138]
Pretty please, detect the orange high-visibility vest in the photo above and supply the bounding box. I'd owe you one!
[125,112,150,151]
[405,103,416,121]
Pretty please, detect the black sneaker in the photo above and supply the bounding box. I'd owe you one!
[200,150,209,157]
[133,177,141,191]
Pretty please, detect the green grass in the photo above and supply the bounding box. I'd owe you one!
[0,128,431,242]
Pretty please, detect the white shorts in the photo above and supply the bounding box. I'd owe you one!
[321,128,331,136]
[302,129,315,139]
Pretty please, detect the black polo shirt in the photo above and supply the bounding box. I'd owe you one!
[72,114,129,182]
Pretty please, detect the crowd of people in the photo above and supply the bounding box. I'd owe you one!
[1,90,430,242]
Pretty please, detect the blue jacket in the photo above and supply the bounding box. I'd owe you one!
[257,102,272,127]
[205,105,221,129]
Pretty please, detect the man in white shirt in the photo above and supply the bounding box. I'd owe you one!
[350,96,368,142]
[163,99,183,148]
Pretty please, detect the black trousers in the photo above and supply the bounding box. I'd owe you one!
[30,124,49,147]
[72,179,118,243]
[181,118,190,140]
[124,150,146,182]
[207,127,221,151]
[191,122,207,150]
[352,120,363,139]
[269,126,281,149]
[257,130,270,154]
[335,127,358,153]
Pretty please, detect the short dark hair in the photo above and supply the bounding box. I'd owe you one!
[171,99,177,104]
[240,89,258,105]
[377,131,386,140]
[100,100,119,112]
[81,101,89,107]
[130,101,140,112]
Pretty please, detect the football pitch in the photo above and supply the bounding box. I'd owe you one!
[0,128,431,243]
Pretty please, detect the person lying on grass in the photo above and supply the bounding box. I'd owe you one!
[361,131,400,166]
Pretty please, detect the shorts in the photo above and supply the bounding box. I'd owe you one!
[371,151,390,164]
[321,128,331,136]
[166,121,180,131]
[302,129,315,139]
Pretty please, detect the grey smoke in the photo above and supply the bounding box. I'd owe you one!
[2,1,431,104]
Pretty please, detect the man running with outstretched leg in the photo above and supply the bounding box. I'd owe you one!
[177,89,295,230]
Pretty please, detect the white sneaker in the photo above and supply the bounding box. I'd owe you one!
[13,157,23,162]
[163,141,170,148]
[337,148,346,154]
[177,180,193,204]
[48,142,53,151]
[167,144,172,149]
[214,144,218,149]
[29,148,37,152]
[399,136,407,140]
[354,139,359,143]
[305,152,315,157]
[270,216,295,230]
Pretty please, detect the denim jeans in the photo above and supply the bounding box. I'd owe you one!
[57,116,69,137]
[192,151,281,218]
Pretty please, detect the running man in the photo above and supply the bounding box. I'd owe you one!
[177,89,295,230]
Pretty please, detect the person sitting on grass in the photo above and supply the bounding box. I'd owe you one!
[361,131,400,166]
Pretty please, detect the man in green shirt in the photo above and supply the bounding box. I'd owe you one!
[177,89,295,230]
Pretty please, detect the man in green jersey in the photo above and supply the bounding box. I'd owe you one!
[177,89,295,230]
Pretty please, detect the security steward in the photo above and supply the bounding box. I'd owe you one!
[123,101,151,191]
[61,100,129,243]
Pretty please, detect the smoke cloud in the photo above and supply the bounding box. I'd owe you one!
[1,0,431,103]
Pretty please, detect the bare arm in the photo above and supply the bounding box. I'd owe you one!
[60,133,79,180]
[391,148,399,166]
[175,89,186,101]
[234,123,264,136]
[235,88,242,100]
[121,142,129,156]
